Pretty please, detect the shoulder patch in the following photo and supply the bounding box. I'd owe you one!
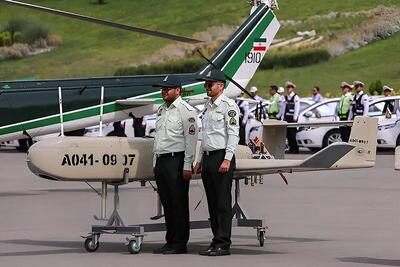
[180,100,195,111]
[189,124,196,135]
[228,110,237,117]
[188,117,196,123]
[229,117,237,126]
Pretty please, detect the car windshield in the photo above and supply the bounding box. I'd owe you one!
[369,100,395,116]
[308,101,338,118]
[300,101,312,112]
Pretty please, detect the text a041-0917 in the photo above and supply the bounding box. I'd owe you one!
[61,153,136,166]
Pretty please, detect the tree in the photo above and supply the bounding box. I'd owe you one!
[369,80,383,95]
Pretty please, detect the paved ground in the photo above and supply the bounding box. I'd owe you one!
[0,149,399,267]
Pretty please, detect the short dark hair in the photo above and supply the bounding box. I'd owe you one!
[270,85,278,91]
[313,86,320,92]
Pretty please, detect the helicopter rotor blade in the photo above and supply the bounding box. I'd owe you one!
[0,0,202,44]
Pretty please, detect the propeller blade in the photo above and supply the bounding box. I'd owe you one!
[0,0,202,44]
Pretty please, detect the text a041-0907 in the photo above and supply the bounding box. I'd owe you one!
[61,153,136,166]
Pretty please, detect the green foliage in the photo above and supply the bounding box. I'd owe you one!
[0,0,399,80]
[369,80,383,95]
[250,33,400,97]
[1,17,49,45]
[22,24,49,44]
[13,32,22,43]
[0,32,11,46]
[260,48,331,69]
[115,59,204,76]
[2,17,27,43]
[115,48,331,76]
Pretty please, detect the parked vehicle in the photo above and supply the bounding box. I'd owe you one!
[297,96,400,149]
[245,99,314,144]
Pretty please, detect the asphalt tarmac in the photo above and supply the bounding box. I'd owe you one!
[0,149,399,267]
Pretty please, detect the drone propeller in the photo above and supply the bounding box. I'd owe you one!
[0,0,202,44]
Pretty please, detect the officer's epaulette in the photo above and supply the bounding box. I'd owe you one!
[179,100,195,111]
[221,96,236,107]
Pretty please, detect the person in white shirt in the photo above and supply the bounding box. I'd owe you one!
[152,75,198,255]
[279,81,300,153]
[249,86,264,102]
[194,69,240,256]
[349,81,369,120]
[311,86,324,103]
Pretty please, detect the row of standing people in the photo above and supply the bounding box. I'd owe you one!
[338,82,395,142]
[236,81,304,153]
[237,80,395,153]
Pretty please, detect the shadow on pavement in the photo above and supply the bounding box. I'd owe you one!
[0,239,286,256]
[338,257,400,266]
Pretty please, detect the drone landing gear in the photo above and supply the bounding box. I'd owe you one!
[83,171,267,253]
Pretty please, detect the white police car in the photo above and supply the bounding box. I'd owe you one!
[296,96,400,149]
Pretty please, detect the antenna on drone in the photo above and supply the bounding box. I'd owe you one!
[58,86,64,137]
[98,86,105,137]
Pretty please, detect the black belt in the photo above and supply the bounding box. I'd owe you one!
[203,149,225,156]
[156,151,184,158]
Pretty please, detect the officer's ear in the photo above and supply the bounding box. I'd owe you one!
[176,87,182,95]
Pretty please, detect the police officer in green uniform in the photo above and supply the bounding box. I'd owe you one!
[193,69,240,256]
[152,75,198,254]
[337,82,353,142]
[267,85,281,119]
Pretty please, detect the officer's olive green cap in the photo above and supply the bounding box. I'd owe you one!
[197,69,226,82]
[152,75,183,88]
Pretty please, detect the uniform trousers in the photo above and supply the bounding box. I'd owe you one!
[201,150,236,247]
[238,118,246,145]
[339,118,351,142]
[285,117,299,153]
[155,152,189,248]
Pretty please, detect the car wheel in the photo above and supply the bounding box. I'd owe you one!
[322,129,342,148]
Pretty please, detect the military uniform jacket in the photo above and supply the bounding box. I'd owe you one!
[153,96,198,171]
[199,94,240,161]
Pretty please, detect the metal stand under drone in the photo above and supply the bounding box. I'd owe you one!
[82,168,267,254]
